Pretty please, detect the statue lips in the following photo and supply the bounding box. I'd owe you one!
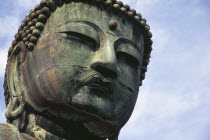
[87,81,113,96]
[79,73,114,97]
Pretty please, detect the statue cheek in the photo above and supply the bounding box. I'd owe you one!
[118,65,140,92]
[23,66,83,110]
[111,83,138,128]
[22,68,62,109]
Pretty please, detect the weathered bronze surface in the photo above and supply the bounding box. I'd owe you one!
[2,0,152,139]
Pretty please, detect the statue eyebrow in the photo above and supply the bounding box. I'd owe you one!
[57,19,102,31]
[114,37,141,54]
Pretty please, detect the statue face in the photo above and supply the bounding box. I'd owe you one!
[22,2,144,132]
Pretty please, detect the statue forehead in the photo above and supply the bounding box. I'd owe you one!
[44,2,138,40]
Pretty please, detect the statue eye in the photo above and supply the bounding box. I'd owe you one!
[116,51,140,69]
[114,38,142,68]
[65,31,97,50]
[58,24,100,50]
[115,42,141,69]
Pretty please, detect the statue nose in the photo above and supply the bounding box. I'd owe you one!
[90,43,120,79]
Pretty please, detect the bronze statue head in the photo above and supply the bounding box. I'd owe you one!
[3,0,152,139]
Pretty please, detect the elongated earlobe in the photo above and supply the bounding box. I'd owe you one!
[5,42,27,120]
[5,96,25,119]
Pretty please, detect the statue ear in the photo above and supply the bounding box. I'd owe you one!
[5,42,27,119]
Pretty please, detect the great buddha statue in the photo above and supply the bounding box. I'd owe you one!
[1,0,153,139]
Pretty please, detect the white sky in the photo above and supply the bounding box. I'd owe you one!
[0,0,210,140]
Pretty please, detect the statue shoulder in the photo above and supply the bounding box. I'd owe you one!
[0,123,21,140]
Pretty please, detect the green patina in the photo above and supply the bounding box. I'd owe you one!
[2,0,153,140]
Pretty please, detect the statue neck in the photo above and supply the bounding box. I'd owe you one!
[23,113,107,140]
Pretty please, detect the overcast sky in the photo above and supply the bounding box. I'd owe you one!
[0,0,210,140]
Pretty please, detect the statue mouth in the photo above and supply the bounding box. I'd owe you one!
[87,81,113,95]
[79,72,114,96]
[64,73,115,121]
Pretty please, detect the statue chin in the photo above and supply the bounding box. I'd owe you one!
[68,86,114,117]
[84,120,118,138]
